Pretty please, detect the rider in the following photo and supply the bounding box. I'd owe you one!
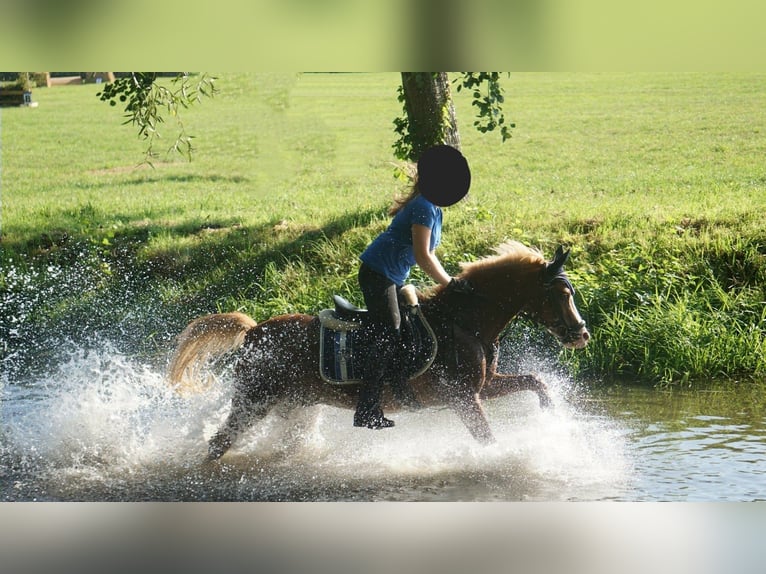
[354,144,473,429]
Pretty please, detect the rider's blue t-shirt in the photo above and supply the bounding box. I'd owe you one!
[360,194,442,286]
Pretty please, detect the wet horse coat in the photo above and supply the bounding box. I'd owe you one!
[167,242,590,460]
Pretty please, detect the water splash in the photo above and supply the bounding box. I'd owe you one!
[1,252,203,384]
[2,344,211,498]
[1,339,630,501]
[2,256,629,500]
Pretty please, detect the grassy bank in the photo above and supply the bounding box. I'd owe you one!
[2,73,765,384]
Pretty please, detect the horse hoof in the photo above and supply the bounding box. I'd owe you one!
[205,451,223,464]
[207,434,231,460]
[479,435,496,446]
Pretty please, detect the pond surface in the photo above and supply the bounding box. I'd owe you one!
[581,384,766,501]
[1,347,764,501]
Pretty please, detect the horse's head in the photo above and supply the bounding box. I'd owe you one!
[525,246,590,349]
[446,241,590,349]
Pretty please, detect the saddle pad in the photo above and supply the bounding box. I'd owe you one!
[319,320,364,384]
[319,307,438,385]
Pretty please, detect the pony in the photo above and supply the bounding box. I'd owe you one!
[167,241,590,460]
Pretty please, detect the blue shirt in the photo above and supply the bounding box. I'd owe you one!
[360,194,442,285]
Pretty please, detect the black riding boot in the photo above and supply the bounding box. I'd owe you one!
[354,327,396,429]
[353,378,395,429]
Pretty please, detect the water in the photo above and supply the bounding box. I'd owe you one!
[3,343,764,501]
[592,385,766,501]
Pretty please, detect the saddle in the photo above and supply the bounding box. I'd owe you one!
[318,285,438,385]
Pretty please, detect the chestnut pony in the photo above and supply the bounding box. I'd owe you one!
[167,241,590,460]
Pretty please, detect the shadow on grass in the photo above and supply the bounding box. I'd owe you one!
[1,206,384,379]
[82,173,252,189]
[137,206,381,280]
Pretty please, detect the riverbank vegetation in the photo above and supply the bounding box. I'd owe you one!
[2,73,764,384]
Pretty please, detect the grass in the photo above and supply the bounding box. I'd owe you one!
[2,72,765,384]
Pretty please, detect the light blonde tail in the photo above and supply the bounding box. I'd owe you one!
[167,312,257,394]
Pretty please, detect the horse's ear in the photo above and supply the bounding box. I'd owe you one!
[544,246,570,281]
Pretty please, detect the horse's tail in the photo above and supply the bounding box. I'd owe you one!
[167,312,257,394]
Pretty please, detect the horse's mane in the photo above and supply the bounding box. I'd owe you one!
[458,240,546,279]
[418,241,546,304]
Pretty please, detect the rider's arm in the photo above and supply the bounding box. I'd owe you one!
[412,224,451,286]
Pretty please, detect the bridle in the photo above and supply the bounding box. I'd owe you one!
[446,269,586,345]
[523,273,586,345]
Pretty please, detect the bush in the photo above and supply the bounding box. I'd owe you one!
[0,72,33,91]
[568,236,766,384]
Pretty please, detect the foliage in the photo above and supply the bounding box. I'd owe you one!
[393,72,514,161]
[0,72,33,91]
[97,72,216,164]
[455,72,514,141]
[568,237,766,383]
[392,83,415,161]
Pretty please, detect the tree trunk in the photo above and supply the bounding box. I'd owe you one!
[400,72,460,160]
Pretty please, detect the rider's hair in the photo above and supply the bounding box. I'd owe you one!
[389,163,420,217]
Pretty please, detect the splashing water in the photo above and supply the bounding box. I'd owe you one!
[1,256,631,500]
[1,339,631,501]
[1,253,206,385]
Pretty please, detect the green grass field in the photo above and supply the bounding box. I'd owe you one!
[2,72,765,383]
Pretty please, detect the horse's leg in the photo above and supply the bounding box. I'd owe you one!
[207,390,270,461]
[269,403,326,456]
[439,325,496,445]
[204,314,321,461]
[480,373,552,409]
[449,391,496,445]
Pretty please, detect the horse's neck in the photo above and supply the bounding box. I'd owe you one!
[422,290,523,344]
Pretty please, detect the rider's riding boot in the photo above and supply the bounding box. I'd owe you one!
[354,333,396,428]
[354,379,395,429]
[354,321,407,429]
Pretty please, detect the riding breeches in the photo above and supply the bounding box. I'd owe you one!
[357,263,407,387]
